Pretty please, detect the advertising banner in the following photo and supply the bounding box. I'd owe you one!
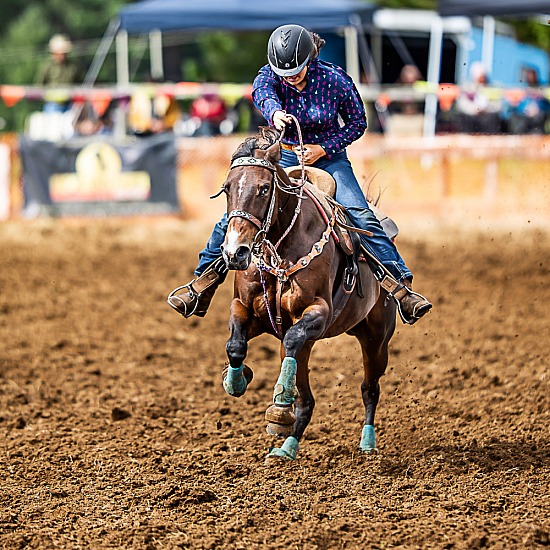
[21,133,178,217]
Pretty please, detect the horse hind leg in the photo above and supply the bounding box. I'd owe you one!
[265,356,298,437]
[265,304,327,461]
[350,306,395,453]
[266,342,315,461]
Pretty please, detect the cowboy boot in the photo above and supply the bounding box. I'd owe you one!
[167,257,228,318]
[380,276,432,325]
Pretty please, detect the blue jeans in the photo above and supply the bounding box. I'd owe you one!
[195,149,412,282]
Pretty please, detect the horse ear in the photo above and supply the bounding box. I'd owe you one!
[265,141,282,165]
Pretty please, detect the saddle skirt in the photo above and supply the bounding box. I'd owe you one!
[284,166,399,242]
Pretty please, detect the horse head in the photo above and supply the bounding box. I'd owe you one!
[220,128,283,270]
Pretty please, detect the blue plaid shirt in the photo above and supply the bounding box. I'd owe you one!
[252,59,367,157]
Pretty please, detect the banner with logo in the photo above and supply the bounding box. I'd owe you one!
[20,133,178,217]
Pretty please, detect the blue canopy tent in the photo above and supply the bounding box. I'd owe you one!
[110,0,376,84]
[118,0,376,32]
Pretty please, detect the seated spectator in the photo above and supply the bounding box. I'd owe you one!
[455,62,502,134]
[389,64,424,115]
[501,69,549,135]
[35,34,82,113]
[384,64,425,136]
[189,93,227,136]
[128,89,181,136]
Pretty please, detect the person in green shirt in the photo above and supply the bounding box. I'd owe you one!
[35,34,82,113]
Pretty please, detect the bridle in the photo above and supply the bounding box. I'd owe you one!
[226,156,280,252]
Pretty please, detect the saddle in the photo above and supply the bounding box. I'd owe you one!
[284,166,398,295]
[284,166,398,241]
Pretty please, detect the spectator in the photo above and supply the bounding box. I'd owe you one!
[128,89,182,136]
[385,64,425,136]
[189,92,227,136]
[35,34,82,113]
[501,68,549,135]
[389,64,424,115]
[455,62,501,134]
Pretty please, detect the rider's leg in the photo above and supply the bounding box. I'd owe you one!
[282,149,432,324]
[167,214,228,317]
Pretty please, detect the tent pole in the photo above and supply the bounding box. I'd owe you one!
[345,25,360,84]
[150,29,164,81]
[481,15,495,77]
[83,18,120,87]
[423,14,443,138]
[116,29,130,87]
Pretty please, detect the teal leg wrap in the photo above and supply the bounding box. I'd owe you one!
[223,365,248,397]
[273,357,298,405]
[267,436,300,460]
[360,424,378,453]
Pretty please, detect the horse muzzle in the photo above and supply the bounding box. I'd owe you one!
[221,242,252,271]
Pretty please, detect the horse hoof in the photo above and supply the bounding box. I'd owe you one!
[266,422,294,437]
[361,447,379,455]
[266,436,299,461]
[360,424,378,453]
[222,364,253,398]
[266,447,295,461]
[265,404,295,425]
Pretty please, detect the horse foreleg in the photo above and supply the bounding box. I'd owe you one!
[223,299,254,398]
[266,303,328,460]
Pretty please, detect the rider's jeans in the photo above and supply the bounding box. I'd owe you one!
[195,149,412,282]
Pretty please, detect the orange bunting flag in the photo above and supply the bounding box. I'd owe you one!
[89,91,112,117]
[437,84,459,112]
[376,93,391,109]
[0,85,26,108]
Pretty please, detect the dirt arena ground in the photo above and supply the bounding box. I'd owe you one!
[0,218,548,549]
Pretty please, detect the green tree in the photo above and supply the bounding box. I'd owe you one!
[0,0,128,131]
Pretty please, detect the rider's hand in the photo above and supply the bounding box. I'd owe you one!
[293,144,326,165]
[272,110,293,131]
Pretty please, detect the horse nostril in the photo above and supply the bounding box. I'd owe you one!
[235,246,250,261]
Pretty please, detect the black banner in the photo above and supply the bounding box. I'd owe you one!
[21,133,179,217]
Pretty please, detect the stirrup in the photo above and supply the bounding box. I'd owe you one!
[395,289,432,325]
[380,275,432,325]
[167,257,228,319]
[167,282,200,318]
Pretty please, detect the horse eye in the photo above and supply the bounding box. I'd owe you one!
[259,184,270,197]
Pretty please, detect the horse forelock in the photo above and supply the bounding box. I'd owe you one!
[231,126,280,162]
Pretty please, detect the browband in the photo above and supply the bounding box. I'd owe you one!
[230,156,277,171]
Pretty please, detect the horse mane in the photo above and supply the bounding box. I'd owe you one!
[231,126,280,161]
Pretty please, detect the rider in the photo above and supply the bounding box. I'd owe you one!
[168,24,432,325]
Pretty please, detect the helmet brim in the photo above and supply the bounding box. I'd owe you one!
[269,55,310,78]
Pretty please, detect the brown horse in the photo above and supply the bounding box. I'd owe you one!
[219,128,396,460]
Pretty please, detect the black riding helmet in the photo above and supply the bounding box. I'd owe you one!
[267,24,316,78]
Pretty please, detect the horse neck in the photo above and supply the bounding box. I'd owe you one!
[269,183,319,256]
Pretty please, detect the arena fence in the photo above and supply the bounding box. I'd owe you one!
[2,132,549,227]
[177,134,550,227]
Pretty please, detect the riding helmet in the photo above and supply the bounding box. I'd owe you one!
[267,24,315,77]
